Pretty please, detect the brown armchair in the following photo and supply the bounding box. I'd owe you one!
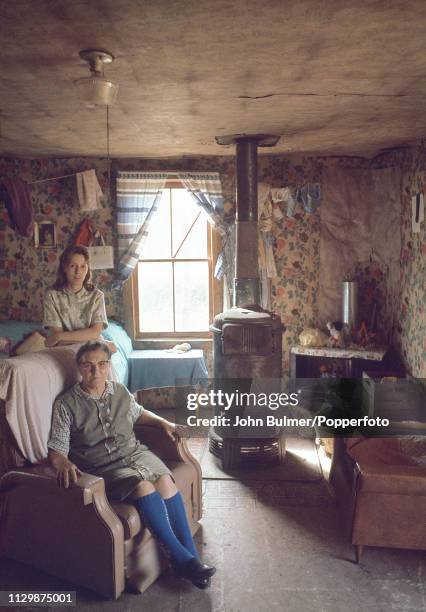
[0,425,202,599]
[330,437,426,562]
[351,461,426,562]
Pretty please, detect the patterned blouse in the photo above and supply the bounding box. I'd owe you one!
[43,287,108,331]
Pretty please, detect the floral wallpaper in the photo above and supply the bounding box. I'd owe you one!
[0,148,424,376]
[0,158,116,321]
[384,148,426,378]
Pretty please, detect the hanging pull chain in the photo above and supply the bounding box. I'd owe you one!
[106,105,111,192]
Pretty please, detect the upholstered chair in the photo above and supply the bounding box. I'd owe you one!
[0,424,202,599]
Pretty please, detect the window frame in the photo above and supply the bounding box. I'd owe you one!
[129,182,222,341]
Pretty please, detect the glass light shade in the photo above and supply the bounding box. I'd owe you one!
[74,76,118,107]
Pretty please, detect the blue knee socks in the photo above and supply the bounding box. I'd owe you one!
[164,491,199,560]
[135,491,193,566]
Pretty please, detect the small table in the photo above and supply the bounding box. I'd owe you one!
[128,349,208,392]
[290,345,388,379]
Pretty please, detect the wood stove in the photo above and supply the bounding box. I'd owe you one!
[210,134,285,469]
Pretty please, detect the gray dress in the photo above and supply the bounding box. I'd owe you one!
[48,381,172,501]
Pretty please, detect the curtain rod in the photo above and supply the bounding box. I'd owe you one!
[30,169,215,185]
[118,171,218,176]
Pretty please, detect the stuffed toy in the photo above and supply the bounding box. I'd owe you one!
[326,321,346,348]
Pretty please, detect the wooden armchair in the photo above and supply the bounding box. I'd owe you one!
[0,425,202,599]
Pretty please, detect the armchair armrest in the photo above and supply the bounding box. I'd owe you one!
[0,464,105,505]
[0,464,125,599]
[355,462,426,496]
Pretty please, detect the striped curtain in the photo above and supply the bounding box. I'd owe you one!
[177,172,225,228]
[113,172,167,287]
[178,172,230,273]
[178,172,233,304]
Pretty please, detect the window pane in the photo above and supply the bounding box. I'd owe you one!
[174,261,210,332]
[138,262,173,332]
[139,189,171,259]
[171,189,207,258]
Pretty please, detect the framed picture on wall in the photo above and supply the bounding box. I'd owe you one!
[34,221,57,249]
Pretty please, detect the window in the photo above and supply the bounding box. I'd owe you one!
[134,186,216,337]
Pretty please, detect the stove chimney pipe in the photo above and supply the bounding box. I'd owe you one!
[215,133,280,308]
[234,138,260,308]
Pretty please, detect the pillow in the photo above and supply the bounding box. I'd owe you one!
[13,331,46,356]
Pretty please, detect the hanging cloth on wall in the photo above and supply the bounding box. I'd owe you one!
[297,183,321,213]
[0,177,34,237]
[29,168,103,212]
[270,184,321,217]
[76,169,103,211]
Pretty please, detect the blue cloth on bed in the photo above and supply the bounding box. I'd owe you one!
[0,319,132,387]
[0,321,41,358]
[0,320,41,346]
[103,320,133,387]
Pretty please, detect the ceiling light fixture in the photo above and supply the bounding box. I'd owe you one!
[74,49,118,107]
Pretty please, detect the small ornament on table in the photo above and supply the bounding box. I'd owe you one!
[326,321,347,348]
[356,321,376,347]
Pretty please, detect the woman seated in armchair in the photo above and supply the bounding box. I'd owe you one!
[47,340,215,589]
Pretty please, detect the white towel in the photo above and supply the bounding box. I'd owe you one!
[166,343,192,354]
[76,169,103,211]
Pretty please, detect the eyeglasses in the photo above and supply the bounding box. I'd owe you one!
[78,360,110,371]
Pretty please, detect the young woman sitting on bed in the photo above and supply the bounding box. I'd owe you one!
[43,245,116,353]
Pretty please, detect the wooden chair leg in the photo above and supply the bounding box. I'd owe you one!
[355,544,363,563]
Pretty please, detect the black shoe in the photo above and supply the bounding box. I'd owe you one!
[192,575,212,590]
[177,558,216,583]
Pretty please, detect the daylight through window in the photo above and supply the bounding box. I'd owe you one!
[136,187,212,336]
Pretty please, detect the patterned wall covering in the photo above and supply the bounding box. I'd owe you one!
[0,158,116,322]
[382,148,426,378]
[0,148,424,376]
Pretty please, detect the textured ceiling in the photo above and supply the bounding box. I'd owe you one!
[1,0,426,158]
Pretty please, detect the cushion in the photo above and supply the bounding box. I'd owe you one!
[14,331,46,356]
[111,502,143,540]
[356,463,426,495]
[345,438,419,467]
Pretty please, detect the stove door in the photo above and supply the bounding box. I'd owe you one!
[221,323,273,355]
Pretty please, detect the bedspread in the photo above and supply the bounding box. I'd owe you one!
[0,346,80,463]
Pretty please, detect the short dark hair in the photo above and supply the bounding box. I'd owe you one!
[76,341,112,363]
[53,245,94,291]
